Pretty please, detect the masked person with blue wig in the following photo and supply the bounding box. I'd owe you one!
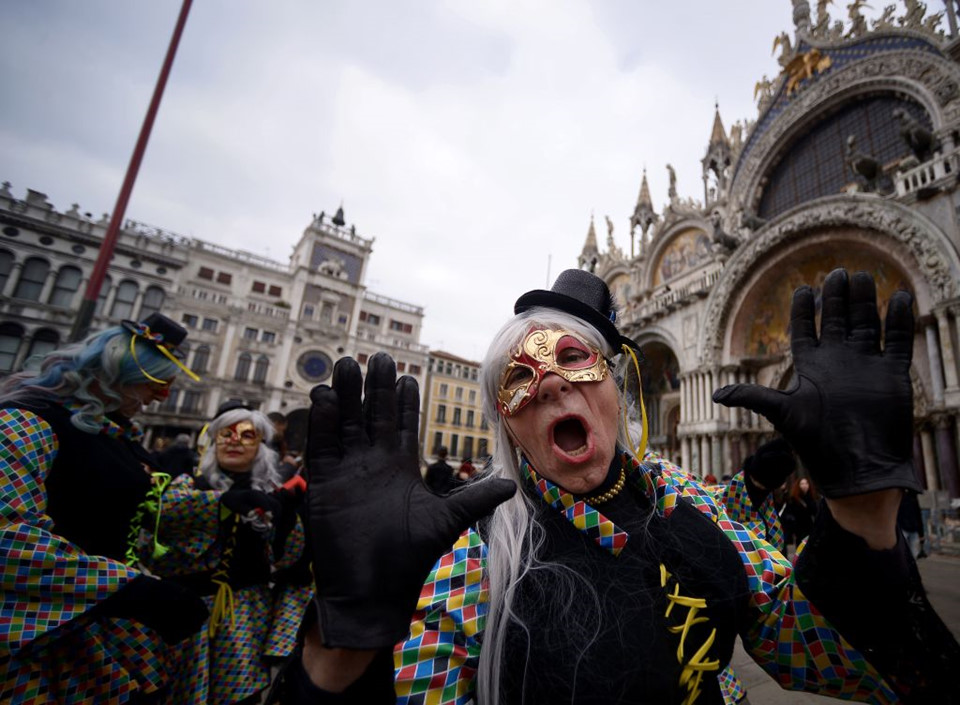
[279,269,958,704]
[0,313,208,703]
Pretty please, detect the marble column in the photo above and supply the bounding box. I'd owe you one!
[2,261,22,298]
[934,416,959,498]
[11,333,31,371]
[921,428,939,492]
[934,308,958,391]
[913,432,927,489]
[925,322,945,406]
[711,435,722,477]
[681,437,691,471]
[730,434,742,473]
[38,269,57,305]
[701,435,711,476]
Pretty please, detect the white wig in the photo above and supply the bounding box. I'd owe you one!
[198,408,282,492]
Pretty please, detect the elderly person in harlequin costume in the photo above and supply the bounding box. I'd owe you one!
[0,313,208,703]
[277,269,958,704]
[147,403,310,704]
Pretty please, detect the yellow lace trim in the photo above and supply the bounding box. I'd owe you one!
[208,506,238,637]
[660,564,720,704]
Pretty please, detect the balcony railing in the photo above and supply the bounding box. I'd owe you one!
[895,148,959,197]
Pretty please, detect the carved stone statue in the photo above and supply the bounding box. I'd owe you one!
[813,0,833,37]
[667,164,678,201]
[872,4,898,30]
[846,0,869,37]
[739,209,767,231]
[846,135,882,191]
[605,216,623,259]
[754,75,774,107]
[900,0,927,29]
[709,211,739,253]
[892,108,940,162]
[772,31,794,67]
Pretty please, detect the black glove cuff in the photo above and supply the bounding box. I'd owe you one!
[816,460,922,499]
[316,597,412,651]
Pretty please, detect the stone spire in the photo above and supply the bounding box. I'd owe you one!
[793,0,811,36]
[578,215,600,272]
[701,104,732,204]
[629,169,659,257]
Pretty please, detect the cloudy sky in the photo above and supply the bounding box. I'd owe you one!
[1,1,883,361]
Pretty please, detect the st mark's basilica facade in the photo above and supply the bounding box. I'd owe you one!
[579,0,960,498]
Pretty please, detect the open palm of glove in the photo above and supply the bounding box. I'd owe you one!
[306,353,516,650]
[713,269,920,498]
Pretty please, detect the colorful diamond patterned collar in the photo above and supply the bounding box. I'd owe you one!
[62,400,144,441]
[520,449,685,557]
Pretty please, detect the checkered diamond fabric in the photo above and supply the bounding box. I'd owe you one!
[393,449,898,704]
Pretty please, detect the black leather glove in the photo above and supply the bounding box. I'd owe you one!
[743,437,796,500]
[306,353,517,649]
[97,574,209,643]
[714,269,920,498]
[221,487,282,525]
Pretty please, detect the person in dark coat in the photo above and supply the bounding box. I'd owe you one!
[156,433,198,478]
[424,446,455,494]
[782,475,819,551]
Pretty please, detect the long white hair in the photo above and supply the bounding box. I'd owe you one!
[475,308,646,704]
[197,408,282,492]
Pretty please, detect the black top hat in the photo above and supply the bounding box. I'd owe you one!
[121,312,188,352]
[214,399,252,419]
[514,269,639,354]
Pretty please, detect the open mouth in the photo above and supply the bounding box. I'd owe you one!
[553,417,589,456]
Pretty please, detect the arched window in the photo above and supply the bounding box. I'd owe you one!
[24,329,60,368]
[110,280,139,320]
[234,352,252,381]
[14,257,49,301]
[192,345,210,374]
[49,266,82,308]
[0,323,24,372]
[758,95,932,219]
[0,251,13,292]
[139,285,166,318]
[95,275,112,315]
[252,355,270,384]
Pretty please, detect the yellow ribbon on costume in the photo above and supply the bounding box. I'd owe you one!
[208,579,236,638]
[208,508,239,637]
[620,343,649,461]
[129,331,201,383]
[660,563,720,705]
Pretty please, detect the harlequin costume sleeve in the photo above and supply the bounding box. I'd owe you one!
[146,474,313,705]
[392,451,940,704]
[0,407,172,703]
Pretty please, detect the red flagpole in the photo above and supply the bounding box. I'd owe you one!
[70,0,193,342]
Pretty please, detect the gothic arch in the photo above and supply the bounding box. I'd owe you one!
[642,218,716,291]
[699,195,960,366]
[731,49,960,212]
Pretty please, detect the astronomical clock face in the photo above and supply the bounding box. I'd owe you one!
[296,350,334,383]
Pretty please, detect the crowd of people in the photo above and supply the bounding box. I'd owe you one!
[1,268,957,704]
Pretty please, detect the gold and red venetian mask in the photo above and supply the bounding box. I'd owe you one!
[214,420,262,447]
[497,328,608,417]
